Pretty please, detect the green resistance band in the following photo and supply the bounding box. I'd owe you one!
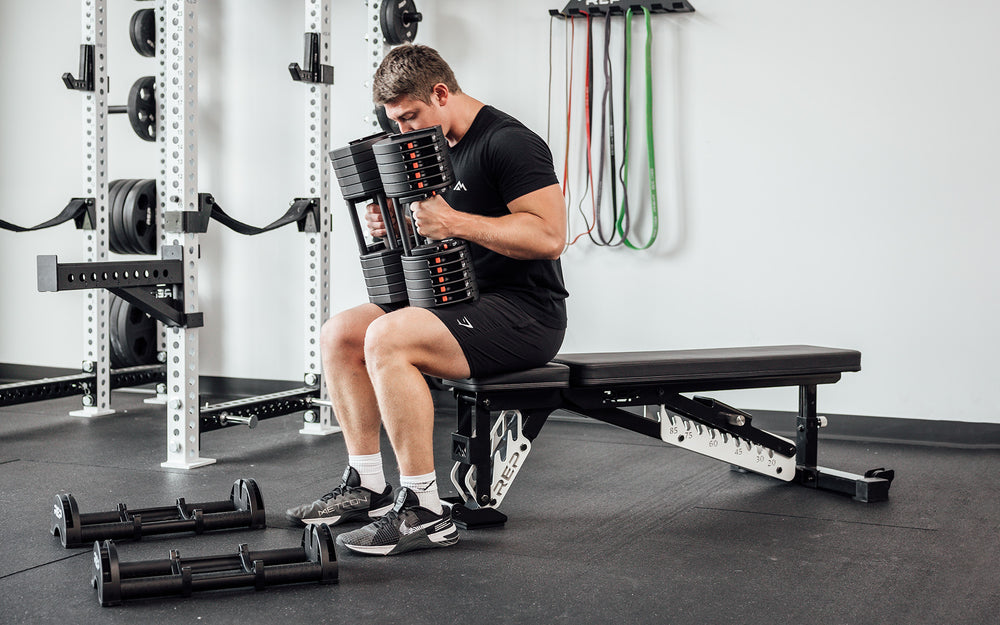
[616,6,659,251]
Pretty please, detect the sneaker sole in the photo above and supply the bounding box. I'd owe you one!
[338,526,459,556]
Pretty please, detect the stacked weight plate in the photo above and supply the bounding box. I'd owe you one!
[109,293,158,367]
[373,127,479,309]
[330,132,408,305]
[109,178,157,255]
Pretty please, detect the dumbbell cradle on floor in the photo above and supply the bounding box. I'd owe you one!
[51,479,266,549]
[92,524,337,606]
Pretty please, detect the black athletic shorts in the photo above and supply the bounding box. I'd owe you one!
[377,292,565,378]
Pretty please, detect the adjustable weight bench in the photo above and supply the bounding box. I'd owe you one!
[441,345,894,529]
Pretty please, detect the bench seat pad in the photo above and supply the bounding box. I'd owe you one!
[553,345,861,386]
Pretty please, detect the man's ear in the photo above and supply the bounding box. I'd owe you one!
[432,83,450,106]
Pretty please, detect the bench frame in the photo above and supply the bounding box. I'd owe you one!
[443,347,894,529]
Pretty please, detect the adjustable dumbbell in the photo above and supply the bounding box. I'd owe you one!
[329,132,409,305]
[373,126,479,309]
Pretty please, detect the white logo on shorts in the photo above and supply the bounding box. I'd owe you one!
[457,317,473,329]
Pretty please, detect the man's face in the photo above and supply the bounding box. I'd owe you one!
[383,91,445,134]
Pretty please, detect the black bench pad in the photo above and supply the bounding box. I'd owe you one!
[444,362,570,392]
[444,345,860,392]
[554,345,861,386]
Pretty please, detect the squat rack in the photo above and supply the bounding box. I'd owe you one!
[20,0,340,468]
[6,0,425,469]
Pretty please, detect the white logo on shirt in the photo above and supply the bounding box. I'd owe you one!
[453,181,468,192]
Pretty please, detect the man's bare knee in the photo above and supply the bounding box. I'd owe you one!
[363,314,405,376]
[322,305,383,365]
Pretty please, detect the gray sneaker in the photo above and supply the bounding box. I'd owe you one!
[285,466,394,527]
[335,487,459,556]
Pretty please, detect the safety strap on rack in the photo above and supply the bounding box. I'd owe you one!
[0,199,93,233]
[207,199,319,235]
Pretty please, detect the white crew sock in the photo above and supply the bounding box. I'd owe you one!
[349,452,386,492]
[400,471,443,514]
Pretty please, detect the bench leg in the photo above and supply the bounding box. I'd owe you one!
[794,384,894,502]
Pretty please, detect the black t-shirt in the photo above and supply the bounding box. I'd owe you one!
[442,106,568,328]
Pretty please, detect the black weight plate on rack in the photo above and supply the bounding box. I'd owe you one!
[108,295,127,368]
[331,158,380,180]
[114,179,142,254]
[123,301,157,365]
[127,76,157,142]
[114,295,134,366]
[125,179,157,255]
[380,0,419,45]
[108,179,129,254]
[129,9,156,58]
[119,177,143,255]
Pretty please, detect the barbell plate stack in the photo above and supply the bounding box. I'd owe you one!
[125,179,157,254]
[113,179,142,254]
[108,179,127,254]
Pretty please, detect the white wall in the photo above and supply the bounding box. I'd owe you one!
[1,1,997,423]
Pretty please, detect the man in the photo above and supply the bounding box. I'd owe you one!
[286,44,568,556]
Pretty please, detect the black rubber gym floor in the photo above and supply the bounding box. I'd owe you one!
[2,388,998,624]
